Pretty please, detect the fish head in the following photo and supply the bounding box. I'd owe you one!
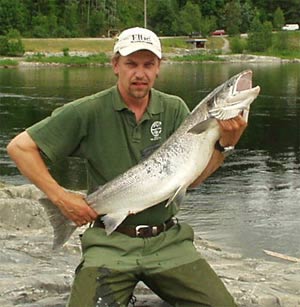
[207,70,260,121]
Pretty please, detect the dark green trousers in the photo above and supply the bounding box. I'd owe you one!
[67,223,236,307]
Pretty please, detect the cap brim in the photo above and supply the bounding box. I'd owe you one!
[117,44,162,59]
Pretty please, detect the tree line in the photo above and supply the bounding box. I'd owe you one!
[0,0,298,38]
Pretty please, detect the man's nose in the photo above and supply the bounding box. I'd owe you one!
[134,66,145,78]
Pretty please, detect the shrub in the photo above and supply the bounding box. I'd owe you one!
[62,47,70,56]
[0,36,9,55]
[4,29,25,56]
[230,36,247,53]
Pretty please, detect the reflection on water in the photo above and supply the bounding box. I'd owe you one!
[1,63,300,259]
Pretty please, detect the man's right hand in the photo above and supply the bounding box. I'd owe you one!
[53,190,98,226]
[7,131,98,227]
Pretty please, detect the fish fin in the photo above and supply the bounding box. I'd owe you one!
[101,211,128,235]
[166,185,187,209]
[209,108,241,120]
[39,198,77,250]
[188,118,213,134]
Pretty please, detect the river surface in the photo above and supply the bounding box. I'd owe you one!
[1,62,300,259]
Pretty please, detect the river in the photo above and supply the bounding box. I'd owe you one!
[1,62,300,259]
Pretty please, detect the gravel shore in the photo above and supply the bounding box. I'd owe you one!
[1,185,300,307]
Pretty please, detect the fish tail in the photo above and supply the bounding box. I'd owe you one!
[39,198,77,249]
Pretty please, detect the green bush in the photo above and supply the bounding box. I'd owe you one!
[230,36,247,53]
[0,29,25,56]
[0,36,9,55]
[62,47,70,56]
[273,31,289,51]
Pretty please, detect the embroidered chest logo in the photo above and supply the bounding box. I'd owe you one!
[150,121,162,141]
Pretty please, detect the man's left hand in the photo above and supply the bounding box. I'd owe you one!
[218,114,247,148]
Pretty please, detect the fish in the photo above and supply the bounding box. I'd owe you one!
[40,69,260,249]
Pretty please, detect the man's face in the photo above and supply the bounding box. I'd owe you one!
[113,50,161,102]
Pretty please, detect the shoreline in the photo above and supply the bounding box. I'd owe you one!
[1,52,300,69]
[1,184,300,306]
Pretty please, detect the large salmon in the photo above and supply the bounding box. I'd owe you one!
[41,70,260,249]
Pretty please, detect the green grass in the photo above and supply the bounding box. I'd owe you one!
[171,53,224,62]
[22,38,114,53]
[0,58,19,67]
[22,37,222,55]
[160,37,191,51]
[253,50,300,59]
[25,52,110,65]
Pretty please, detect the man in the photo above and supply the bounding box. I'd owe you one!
[7,27,246,306]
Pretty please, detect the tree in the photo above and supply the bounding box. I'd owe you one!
[240,0,255,33]
[0,0,299,38]
[117,0,144,29]
[178,1,202,35]
[61,1,80,37]
[247,15,272,52]
[200,16,217,38]
[273,7,285,30]
[148,0,177,35]
[223,0,242,36]
[0,0,26,35]
[199,0,224,17]
[88,10,105,37]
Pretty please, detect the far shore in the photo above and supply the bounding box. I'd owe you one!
[1,52,300,69]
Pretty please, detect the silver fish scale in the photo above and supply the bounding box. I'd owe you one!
[41,70,261,248]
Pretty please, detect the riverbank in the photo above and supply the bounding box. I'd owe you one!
[2,51,300,69]
[2,35,300,67]
[1,184,300,307]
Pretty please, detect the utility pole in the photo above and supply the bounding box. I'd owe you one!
[144,0,147,28]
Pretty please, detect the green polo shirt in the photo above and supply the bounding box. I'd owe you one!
[27,85,190,225]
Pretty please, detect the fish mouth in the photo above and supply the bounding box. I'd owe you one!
[235,70,253,92]
[232,70,260,96]
[229,69,260,100]
[208,70,260,120]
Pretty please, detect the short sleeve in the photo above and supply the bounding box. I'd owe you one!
[26,104,86,162]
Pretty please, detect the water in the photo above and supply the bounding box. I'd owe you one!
[1,62,300,259]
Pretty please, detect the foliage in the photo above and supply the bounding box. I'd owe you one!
[273,7,285,30]
[0,29,24,56]
[0,0,299,38]
[0,0,26,35]
[200,16,217,38]
[230,36,248,53]
[25,53,110,65]
[240,1,256,33]
[62,48,70,57]
[171,53,224,62]
[223,1,242,36]
[247,16,272,52]
[148,0,178,36]
[177,1,202,35]
[0,58,18,66]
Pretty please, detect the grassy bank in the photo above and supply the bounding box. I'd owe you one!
[1,34,299,67]
[0,58,19,67]
[22,38,114,54]
[25,52,109,65]
[21,37,224,54]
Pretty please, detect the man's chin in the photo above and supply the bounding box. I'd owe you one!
[130,89,149,100]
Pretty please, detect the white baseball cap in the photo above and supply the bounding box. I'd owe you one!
[114,27,162,59]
